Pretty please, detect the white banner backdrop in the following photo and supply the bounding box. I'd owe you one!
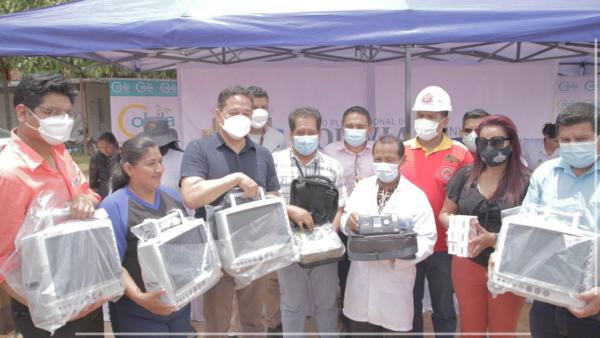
[109,79,181,143]
[177,61,558,147]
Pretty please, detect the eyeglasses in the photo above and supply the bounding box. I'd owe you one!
[475,136,512,150]
[29,105,75,119]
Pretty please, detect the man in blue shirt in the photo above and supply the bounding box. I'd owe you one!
[522,102,600,337]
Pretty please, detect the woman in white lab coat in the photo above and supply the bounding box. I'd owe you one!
[341,135,437,334]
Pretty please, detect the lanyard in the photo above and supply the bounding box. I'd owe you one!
[292,153,319,177]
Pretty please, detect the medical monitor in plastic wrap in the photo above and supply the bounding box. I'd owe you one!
[134,210,221,309]
[20,218,123,332]
[213,189,298,285]
[490,210,599,309]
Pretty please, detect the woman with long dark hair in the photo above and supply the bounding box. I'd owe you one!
[89,131,120,199]
[99,135,192,336]
[439,115,530,338]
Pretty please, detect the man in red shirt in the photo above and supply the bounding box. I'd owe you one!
[0,73,103,337]
[401,86,473,338]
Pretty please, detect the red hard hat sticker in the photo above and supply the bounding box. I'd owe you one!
[422,93,433,104]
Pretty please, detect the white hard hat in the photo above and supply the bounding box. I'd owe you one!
[412,86,453,112]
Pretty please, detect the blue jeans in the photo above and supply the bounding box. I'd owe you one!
[411,252,456,338]
[278,262,339,338]
[109,297,192,338]
[530,301,600,338]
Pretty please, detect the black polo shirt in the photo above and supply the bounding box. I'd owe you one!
[180,132,280,218]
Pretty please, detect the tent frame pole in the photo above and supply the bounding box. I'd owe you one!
[404,45,412,140]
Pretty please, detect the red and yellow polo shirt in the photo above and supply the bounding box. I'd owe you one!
[401,135,473,252]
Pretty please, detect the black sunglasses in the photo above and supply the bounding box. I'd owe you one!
[475,136,512,150]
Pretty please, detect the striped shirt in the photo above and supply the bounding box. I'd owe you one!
[272,147,348,208]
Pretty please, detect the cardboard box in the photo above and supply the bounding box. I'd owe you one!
[447,215,478,258]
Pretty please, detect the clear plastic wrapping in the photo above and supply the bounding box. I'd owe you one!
[208,188,299,288]
[488,202,599,309]
[131,209,221,310]
[292,222,345,267]
[0,193,124,334]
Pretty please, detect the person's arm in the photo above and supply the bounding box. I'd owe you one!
[70,155,101,219]
[521,170,542,205]
[121,268,176,316]
[264,150,281,198]
[286,204,315,230]
[181,173,259,209]
[439,197,458,229]
[440,166,469,229]
[468,222,497,257]
[180,140,260,208]
[0,281,27,304]
[0,175,32,299]
[340,179,362,235]
[569,287,600,318]
[333,208,343,232]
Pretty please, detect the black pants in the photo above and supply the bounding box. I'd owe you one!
[411,253,456,338]
[11,299,104,338]
[529,301,600,338]
[350,319,405,337]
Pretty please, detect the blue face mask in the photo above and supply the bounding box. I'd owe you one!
[560,140,599,169]
[344,128,367,147]
[293,135,319,156]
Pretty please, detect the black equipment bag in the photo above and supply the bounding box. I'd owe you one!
[348,230,418,261]
[289,160,343,268]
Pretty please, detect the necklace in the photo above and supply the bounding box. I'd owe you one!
[377,179,399,213]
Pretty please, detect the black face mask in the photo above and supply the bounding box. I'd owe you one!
[479,145,512,167]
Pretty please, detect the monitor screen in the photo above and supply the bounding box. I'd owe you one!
[159,226,208,291]
[225,202,290,258]
[498,223,592,289]
[46,227,121,297]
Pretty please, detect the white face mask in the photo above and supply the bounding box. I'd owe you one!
[344,128,368,147]
[221,114,251,140]
[372,162,399,183]
[251,108,269,129]
[27,110,74,146]
[462,131,477,152]
[414,118,440,141]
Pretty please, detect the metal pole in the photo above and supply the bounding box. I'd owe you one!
[404,45,412,140]
[79,79,89,155]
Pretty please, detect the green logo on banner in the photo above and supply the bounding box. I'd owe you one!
[109,80,177,97]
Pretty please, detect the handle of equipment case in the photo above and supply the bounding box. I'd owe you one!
[227,187,266,206]
[131,209,186,241]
